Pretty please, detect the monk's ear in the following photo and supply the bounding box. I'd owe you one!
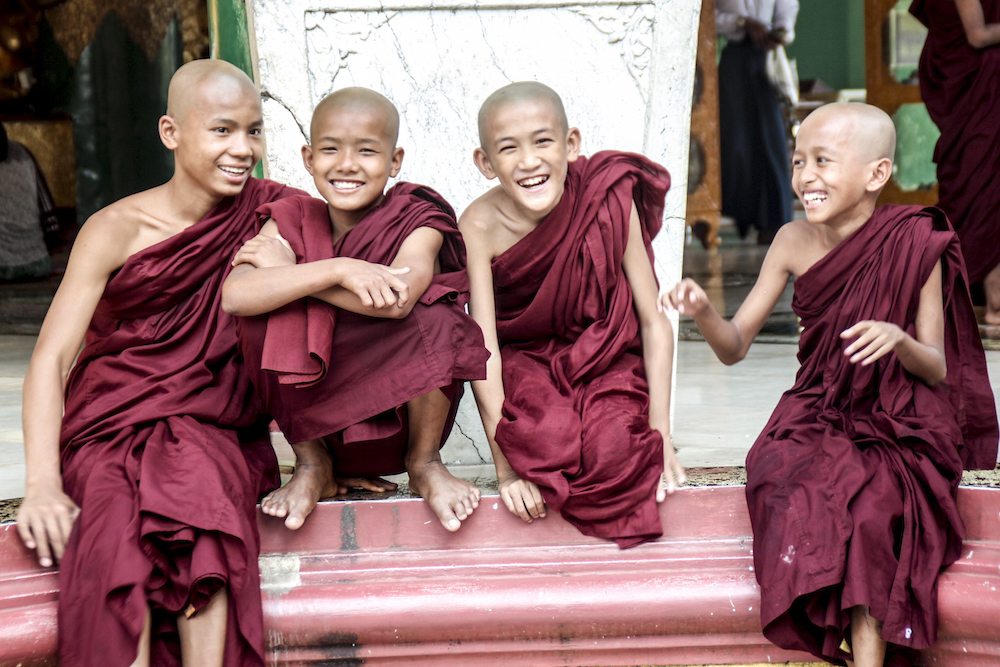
[389,146,404,178]
[301,144,314,176]
[473,147,497,180]
[565,127,582,162]
[866,157,892,193]
[159,115,179,151]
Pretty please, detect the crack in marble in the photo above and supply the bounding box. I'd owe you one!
[453,421,489,464]
[477,9,512,83]
[261,91,309,142]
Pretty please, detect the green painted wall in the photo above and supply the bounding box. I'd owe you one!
[207,0,263,177]
[787,0,866,90]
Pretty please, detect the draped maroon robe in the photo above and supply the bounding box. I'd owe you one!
[912,0,1000,283]
[237,184,487,476]
[746,205,998,665]
[492,152,671,549]
[57,178,303,667]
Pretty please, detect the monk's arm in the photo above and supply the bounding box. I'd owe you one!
[459,211,546,522]
[955,0,1000,48]
[222,220,415,318]
[841,259,947,386]
[664,225,793,364]
[622,204,684,497]
[310,227,442,319]
[18,216,125,566]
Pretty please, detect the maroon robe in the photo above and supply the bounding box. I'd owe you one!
[237,184,487,476]
[747,205,998,665]
[492,152,671,549]
[912,0,1000,283]
[56,178,304,667]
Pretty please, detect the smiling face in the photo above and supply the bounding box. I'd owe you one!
[792,105,893,232]
[303,97,403,230]
[161,66,263,200]
[474,95,581,224]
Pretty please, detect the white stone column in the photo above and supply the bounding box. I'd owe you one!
[249,0,700,469]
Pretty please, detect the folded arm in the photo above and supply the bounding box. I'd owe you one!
[222,219,444,319]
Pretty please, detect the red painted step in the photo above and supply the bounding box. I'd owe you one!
[2,485,999,666]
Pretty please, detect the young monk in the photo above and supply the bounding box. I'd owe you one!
[15,60,305,667]
[460,82,685,549]
[222,87,488,534]
[664,103,998,666]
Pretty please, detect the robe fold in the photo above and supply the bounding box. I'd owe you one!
[237,184,487,475]
[746,205,998,665]
[912,0,1000,283]
[57,178,302,667]
[492,152,671,549]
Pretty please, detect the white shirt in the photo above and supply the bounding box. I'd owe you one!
[716,0,799,45]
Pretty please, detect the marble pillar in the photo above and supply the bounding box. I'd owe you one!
[248,0,700,468]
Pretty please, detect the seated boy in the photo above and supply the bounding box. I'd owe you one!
[664,103,998,666]
[460,82,685,549]
[16,60,304,667]
[222,88,488,533]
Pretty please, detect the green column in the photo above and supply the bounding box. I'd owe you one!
[207,0,264,177]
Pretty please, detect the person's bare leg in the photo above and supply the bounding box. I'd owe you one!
[405,388,481,532]
[128,608,152,667]
[260,439,340,529]
[984,264,1000,325]
[177,588,227,667]
[845,605,887,667]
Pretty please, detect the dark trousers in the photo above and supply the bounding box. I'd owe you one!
[719,39,794,242]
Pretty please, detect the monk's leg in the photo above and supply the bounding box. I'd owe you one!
[405,388,481,532]
[176,588,228,667]
[127,608,152,667]
[846,605,886,667]
[260,438,340,530]
[984,264,1000,325]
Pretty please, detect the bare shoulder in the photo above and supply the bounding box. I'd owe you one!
[768,220,826,277]
[459,188,505,237]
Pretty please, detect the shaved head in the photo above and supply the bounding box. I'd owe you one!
[311,88,400,147]
[166,59,260,123]
[800,103,896,164]
[478,81,569,147]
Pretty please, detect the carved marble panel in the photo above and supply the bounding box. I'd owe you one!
[249,0,700,467]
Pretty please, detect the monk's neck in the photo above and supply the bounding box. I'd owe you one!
[158,177,226,229]
[818,202,877,249]
[326,195,383,244]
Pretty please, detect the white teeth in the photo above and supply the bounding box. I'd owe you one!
[519,175,547,187]
[333,180,362,190]
[220,166,247,175]
[803,192,827,204]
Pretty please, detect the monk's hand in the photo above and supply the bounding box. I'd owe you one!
[16,485,80,568]
[841,320,905,366]
[662,279,709,316]
[232,232,296,269]
[658,435,686,502]
[498,471,546,523]
[338,259,411,310]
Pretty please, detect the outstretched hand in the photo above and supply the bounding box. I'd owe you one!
[662,279,710,317]
[498,470,546,523]
[338,258,411,310]
[841,320,905,365]
[16,485,80,568]
[657,436,686,502]
[232,232,296,269]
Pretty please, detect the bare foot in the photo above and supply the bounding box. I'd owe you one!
[337,477,398,494]
[406,459,481,532]
[984,265,1000,325]
[261,440,339,530]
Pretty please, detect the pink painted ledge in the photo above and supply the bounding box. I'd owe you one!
[2,484,999,666]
